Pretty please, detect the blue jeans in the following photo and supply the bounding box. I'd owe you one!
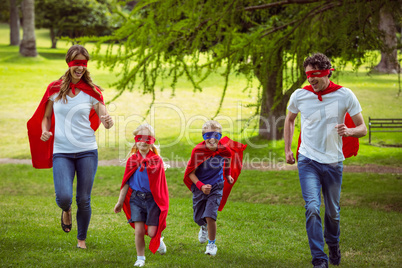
[53,149,98,240]
[298,154,343,265]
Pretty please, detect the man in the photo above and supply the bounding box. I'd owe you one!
[284,53,367,268]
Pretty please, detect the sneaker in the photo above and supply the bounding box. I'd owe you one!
[313,259,328,268]
[205,243,217,256]
[134,259,145,267]
[157,236,167,255]
[198,225,208,244]
[329,244,341,265]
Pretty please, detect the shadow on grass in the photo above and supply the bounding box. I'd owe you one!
[39,52,66,60]
[372,142,402,148]
[0,44,66,62]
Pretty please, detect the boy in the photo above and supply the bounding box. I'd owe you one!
[183,120,246,256]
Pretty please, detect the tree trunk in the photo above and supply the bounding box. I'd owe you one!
[19,0,37,57]
[373,6,400,74]
[257,52,289,140]
[50,27,57,49]
[9,0,20,46]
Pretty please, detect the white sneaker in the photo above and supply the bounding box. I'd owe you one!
[134,259,145,267]
[198,225,208,244]
[205,243,217,256]
[157,236,166,255]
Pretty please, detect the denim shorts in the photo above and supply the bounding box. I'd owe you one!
[128,190,161,226]
[191,181,224,226]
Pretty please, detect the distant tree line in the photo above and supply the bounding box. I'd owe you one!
[34,0,123,48]
[0,0,132,50]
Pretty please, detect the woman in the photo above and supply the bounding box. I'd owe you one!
[27,45,114,249]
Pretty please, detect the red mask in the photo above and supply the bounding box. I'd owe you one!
[306,68,334,78]
[134,135,155,144]
[68,60,88,67]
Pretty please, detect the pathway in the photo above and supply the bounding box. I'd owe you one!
[1,158,401,174]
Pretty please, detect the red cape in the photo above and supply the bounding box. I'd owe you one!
[121,151,169,254]
[27,79,104,169]
[296,82,359,160]
[183,136,247,211]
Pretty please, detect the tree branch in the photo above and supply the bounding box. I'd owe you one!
[212,57,232,119]
[180,59,202,92]
[200,2,342,68]
[244,0,322,12]
[261,1,342,37]
[169,1,235,49]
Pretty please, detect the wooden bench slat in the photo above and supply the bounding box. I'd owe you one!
[368,117,402,144]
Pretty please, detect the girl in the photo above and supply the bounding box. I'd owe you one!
[114,124,169,267]
[27,44,114,249]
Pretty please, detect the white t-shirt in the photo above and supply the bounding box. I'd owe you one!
[287,87,362,163]
[50,91,100,154]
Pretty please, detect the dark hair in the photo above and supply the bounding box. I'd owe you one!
[303,53,332,78]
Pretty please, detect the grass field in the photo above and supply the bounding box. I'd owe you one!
[0,23,401,167]
[0,164,401,267]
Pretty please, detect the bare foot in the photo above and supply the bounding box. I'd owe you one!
[77,240,87,249]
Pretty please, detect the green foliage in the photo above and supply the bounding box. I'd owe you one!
[83,0,401,139]
[88,0,396,93]
[35,0,122,47]
[0,0,11,23]
[0,164,401,267]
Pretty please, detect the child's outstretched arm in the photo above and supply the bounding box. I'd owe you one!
[189,170,212,195]
[114,184,129,213]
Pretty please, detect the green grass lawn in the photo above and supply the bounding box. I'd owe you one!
[0,23,401,166]
[0,164,401,267]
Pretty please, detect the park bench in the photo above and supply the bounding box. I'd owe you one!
[368,117,402,144]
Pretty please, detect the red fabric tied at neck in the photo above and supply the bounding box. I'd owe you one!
[135,135,155,144]
[69,82,77,95]
[68,60,88,68]
[306,68,334,79]
[303,81,342,101]
[69,80,87,95]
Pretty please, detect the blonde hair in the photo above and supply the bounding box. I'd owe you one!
[129,124,159,156]
[202,120,222,134]
[54,45,103,103]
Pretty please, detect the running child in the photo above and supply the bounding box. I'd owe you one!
[114,124,169,267]
[183,120,246,256]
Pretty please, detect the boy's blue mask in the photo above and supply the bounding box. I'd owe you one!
[202,132,222,140]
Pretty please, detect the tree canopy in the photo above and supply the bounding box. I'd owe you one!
[89,0,401,140]
[35,0,121,48]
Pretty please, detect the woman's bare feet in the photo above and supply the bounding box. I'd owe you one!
[77,240,87,249]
